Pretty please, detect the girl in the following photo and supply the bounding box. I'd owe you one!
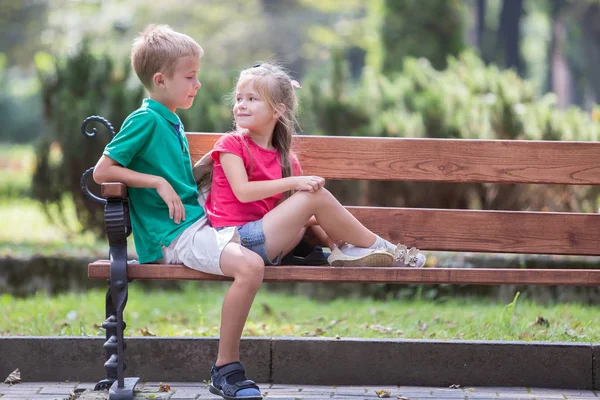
[203,63,426,268]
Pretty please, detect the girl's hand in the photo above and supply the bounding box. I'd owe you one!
[292,176,325,192]
[156,178,186,224]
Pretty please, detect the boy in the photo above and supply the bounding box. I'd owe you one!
[93,25,264,400]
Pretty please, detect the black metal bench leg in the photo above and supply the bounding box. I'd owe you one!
[93,198,139,399]
[94,287,118,391]
[107,245,139,400]
[81,117,139,398]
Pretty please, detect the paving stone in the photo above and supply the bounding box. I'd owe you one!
[39,387,74,395]
[528,387,597,398]
[0,397,70,400]
[76,390,108,400]
[75,383,97,390]
[0,387,42,394]
[133,391,172,399]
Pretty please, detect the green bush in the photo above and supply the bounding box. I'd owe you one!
[0,54,43,144]
[33,39,145,235]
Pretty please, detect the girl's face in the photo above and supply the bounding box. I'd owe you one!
[233,79,279,135]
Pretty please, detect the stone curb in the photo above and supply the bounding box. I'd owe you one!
[0,337,596,389]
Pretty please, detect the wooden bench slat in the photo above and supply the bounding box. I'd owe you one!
[188,134,600,185]
[348,207,600,256]
[88,261,600,286]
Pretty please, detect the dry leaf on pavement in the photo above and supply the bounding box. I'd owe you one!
[375,389,391,398]
[158,382,171,392]
[4,368,21,384]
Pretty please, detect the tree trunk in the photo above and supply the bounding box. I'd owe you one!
[496,0,523,74]
[547,0,572,108]
[476,0,487,51]
[581,4,600,106]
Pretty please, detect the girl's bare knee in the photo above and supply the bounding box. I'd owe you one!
[236,253,264,285]
[293,188,331,205]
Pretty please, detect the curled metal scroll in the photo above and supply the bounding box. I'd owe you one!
[81,116,116,204]
[81,115,116,139]
[81,167,106,205]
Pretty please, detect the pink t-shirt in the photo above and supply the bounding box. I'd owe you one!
[205,133,301,228]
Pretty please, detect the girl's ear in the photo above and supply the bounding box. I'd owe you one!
[153,72,165,89]
[274,103,287,119]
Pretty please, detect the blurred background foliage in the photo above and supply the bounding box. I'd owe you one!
[1,0,599,238]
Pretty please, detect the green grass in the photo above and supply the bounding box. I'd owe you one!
[2,284,599,342]
[0,144,34,198]
[0,143,109,257]
[0,197,109,257]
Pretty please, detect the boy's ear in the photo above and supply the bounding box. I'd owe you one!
[153,72,165,88]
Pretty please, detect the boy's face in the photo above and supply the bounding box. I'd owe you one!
[154,56,201,112]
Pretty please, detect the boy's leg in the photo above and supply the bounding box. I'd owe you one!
[217,242,265,366]
[262,188,377,261]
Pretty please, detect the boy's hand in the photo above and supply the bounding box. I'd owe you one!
[156,178,186,224]
[292,176,325,192]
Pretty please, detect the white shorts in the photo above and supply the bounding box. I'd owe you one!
[162,215,239,276]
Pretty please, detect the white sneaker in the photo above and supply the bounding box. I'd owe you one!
[390,244,426,268]
[327,244,394,267]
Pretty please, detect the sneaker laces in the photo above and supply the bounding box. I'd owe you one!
[392,244,423,268]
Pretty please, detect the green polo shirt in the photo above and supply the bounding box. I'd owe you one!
[104,98,205,263]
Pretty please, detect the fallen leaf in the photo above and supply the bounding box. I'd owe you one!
[139,327,155,337]
[261,303,274,315]
[158,382,171,392]
[4,368,21,384]
[369,324,393,333]
[327,319,343,328]
[449,384,460,389]
[375,389,391,398]
[397,396,410,400]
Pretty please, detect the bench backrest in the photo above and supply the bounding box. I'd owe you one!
[188,133,600,256]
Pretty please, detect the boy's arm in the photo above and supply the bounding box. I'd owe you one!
[220,153,325,203]
[94,155,186,224]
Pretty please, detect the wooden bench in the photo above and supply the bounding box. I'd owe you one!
[81,116,600,399]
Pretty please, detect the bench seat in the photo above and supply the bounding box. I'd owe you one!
[88,260,600,285]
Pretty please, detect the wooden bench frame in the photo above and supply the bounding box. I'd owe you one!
[81,116,600,399]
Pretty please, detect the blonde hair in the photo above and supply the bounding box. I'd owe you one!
[131,24,204,90]
[234,63,299,198]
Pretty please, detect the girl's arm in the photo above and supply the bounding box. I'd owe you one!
[220,153,324,203]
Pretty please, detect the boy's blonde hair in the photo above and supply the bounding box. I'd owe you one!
[131,24,203,90]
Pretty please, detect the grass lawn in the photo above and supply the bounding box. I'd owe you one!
[0,143,108,257]
[0,197,110,257]
[2,283,599,342]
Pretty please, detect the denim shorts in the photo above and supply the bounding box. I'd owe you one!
[218,219,281,266]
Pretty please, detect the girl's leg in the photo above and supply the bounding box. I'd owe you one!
[216,241,265,365]
[281,227,307,257]
[262,188,377,260]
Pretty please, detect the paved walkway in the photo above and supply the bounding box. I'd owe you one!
[0,382,598,400]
